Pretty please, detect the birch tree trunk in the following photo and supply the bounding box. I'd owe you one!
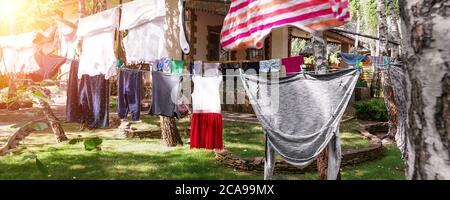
[160,0,183,147]
[313,32,340,180]
[377,0,399,139]
[387,0,401,58]
[398,0,450,179]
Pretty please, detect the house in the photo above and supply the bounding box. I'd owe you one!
[184,0,366,113]
[184,0,364,66]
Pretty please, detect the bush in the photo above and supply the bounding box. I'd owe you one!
[353,99,388,121]
[356,78,368,87]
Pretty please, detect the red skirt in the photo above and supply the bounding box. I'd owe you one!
[190,113,223,150]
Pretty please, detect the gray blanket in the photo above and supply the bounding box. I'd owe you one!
[241,69,360,180]
[387,66,407,158]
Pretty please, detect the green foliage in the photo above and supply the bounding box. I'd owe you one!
[304,56,315,65]
[35,158,50,176]
[84,137,103,151]
[0,118,404,180]
[22,152,50,176]
[328,52,341,65]
[353,99,388,121]
[356,78,368,87]
[290,38,312,56]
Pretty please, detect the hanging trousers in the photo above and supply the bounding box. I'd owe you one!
[66,61,81,123]
[118,70,142,121]
[78,74,110,128]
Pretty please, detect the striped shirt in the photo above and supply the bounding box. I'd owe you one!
[220,0,350,50]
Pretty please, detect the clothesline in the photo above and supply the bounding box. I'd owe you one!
[332,28,400,46]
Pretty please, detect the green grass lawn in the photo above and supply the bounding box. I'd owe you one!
[0,116,404,180]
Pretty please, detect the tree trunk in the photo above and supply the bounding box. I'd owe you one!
[92,0,108,14]
[159,0,183,147]
[354,11,360,53]
[0,119,45,156]
[387,0,401,58]
[7,74,17,110]
[160,116,183,146]
[312,32,340,180]
[40,100,68,143]
[312,32,327,74]
[398,0,450,179]
[77,0,86,18]
[93,0,107,14]
[378,0,399,139]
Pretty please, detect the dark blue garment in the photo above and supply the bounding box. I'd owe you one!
[66,61,81,123]
[149,71,182,118]
[118,70,142,121]
[78,74,110,128]
[28,52,66,82]
[340,53,366,65]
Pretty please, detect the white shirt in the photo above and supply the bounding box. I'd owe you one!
[77,7,118,79]
[120,0,168,64]
[0,32,40,74]
[192,75,222,114]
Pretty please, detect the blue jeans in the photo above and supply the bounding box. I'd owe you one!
[78,74,110,128]
[118,70,142,121]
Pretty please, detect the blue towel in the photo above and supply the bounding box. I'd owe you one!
[340,53,366,65]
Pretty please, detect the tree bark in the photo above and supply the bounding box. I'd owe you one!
[93,0,108,14]
[160,117,183,146]
[312,32,327,74]
[387,0,401,58]
[312,32,340,180]
[0,119,45,156]
[377,0,399,139]
[39,99,68,143]
[159,0,183,147]
[77,0,86,18]
[398,0,450,179]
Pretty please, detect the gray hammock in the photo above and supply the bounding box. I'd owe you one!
[240,68,360,180]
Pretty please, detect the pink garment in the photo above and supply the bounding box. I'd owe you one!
[220,0,350,50]
[282,56,304,76]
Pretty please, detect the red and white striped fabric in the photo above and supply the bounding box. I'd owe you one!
[220,0,350,50]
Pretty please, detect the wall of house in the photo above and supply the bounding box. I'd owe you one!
[271,27,289,59]
[193,11,223,60]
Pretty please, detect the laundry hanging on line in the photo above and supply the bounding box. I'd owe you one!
[220,0,350,50]
[387,66,407,158]
[282,55,304,76]
[78,74,110,129]
[118,69,143,121]
[241,68,360,180]
[340,53,366,66]
[120,0,168,65]
[56,19,79,80]
[66,60,81,123]
[28,51,67,82]
[190,75,223,150]
[259,59,281,73]
[0,32,40,75]
[149,70,183,118]
[77,7,119,80]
